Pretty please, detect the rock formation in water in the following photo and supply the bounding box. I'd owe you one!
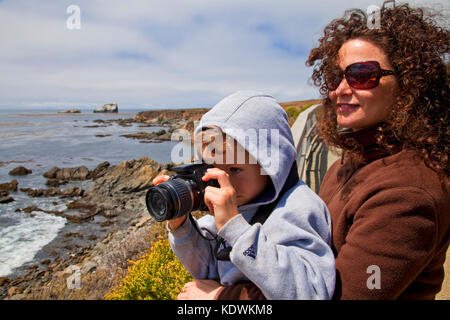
[93,103,118,113]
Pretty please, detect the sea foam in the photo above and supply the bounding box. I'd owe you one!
[0,210,66,277]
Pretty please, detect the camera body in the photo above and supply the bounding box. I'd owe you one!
[145,162,219,222]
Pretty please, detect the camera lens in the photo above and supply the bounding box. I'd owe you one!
[146,187,173,222]
[148,190,168,220]
[145,179,195,222]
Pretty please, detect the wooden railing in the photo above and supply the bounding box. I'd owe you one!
[290,104,338,193]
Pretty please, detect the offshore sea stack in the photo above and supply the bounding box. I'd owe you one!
[94,103,118,113]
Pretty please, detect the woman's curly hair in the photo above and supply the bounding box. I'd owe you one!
[306,0,449,179]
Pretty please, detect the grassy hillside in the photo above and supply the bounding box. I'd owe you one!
[135,98,322,127]
[280,99,321,126]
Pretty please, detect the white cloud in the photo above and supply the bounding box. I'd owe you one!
[0,0,448,109]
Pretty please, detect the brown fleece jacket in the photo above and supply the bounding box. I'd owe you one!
[218,126,449,300]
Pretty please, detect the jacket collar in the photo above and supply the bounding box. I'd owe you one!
[338,123,401,166]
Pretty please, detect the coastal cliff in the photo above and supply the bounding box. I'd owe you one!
[134,108,209,122]
[0,157,173,300]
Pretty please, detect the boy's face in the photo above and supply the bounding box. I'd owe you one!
[198,128,270,206]
[213,162,269,206]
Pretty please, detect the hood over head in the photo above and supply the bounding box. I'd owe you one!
[194,91,297,209]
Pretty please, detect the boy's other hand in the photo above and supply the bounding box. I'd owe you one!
[177,280,224,300]
[202,168,239,231]
[152,174,170,186]
[152,174,187,230]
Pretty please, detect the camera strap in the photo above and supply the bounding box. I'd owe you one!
[189,161,299,261]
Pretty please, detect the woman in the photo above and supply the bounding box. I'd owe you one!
[177,0,449,300]
[303,0,449,299]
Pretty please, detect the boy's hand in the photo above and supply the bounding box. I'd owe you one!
[177,280,224,300]
[202,168,239,231]
[152,175,187,230]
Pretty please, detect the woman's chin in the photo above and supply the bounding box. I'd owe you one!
[337,118,360,130]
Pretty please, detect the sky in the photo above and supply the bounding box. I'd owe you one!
[0,0,448,110]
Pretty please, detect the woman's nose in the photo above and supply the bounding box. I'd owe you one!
[334,77,353,97]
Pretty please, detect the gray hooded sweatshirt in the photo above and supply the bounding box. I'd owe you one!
[168,91,335,299]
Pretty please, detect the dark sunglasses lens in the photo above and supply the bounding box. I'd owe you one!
[326,70,343,90]
[346,62,379,89]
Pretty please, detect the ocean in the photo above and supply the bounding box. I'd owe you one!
[0,108,183,278]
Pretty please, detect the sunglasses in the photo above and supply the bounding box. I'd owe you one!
[326,61,395,90]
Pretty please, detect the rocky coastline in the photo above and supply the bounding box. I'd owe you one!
[0,107,209,300]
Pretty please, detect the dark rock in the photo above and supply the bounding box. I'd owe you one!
[17,205,97,224]
[117,119,133,127]
[21,205,40,213]
[0,277,10,286]
[83,125,108,128]
[120,131,157,140]
[100,209,119,218]
[66,201,97,212]
[20,187,64,198]
[87,234,97,241]
[100,220,114,227]
[87,157,160,194]
[155,129,166,136]
[64,232,84,239]
[91,161,110,180]
[0,180,18,192]
[60,186,84,198]
[20,187,84,198]
[49,250,58,256]
[58,109,81,113]
[45,179,68,187]
[43,166,91,181]
[65,201,101,223]
[19,206,64,218]
[9,166,32,176]
[0,196,14,204]
[120,130,172,142]
[155,132,172,141]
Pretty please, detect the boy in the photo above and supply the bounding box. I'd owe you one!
[154,91,335,299]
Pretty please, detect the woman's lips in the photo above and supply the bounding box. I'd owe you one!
[337,104,360,112]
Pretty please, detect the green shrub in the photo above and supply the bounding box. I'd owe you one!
[105,237,193,300]
[286,106,297,118]
[286,103,317,124]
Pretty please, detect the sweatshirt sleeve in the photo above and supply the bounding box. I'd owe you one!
[217,186,336,300]
[168,215,219,281]
[334,187,438,299]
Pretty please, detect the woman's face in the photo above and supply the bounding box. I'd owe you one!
[329,39,399,130]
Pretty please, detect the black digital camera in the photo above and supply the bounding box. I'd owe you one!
[145,163,219,222]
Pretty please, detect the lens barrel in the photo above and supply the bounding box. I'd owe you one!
[145,178,194,222]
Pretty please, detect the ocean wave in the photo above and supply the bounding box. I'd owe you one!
[0,210,66,277]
